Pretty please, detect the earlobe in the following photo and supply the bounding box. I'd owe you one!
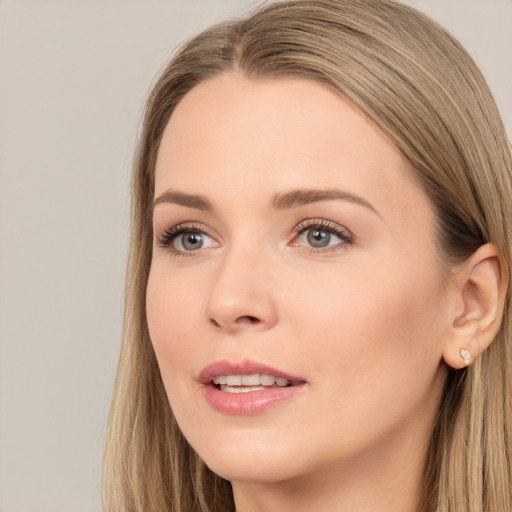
[459,347,471,367]
[442,244,507,370]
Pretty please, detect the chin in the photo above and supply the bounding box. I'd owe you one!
[207,459,294,484]
[195,436,302,484]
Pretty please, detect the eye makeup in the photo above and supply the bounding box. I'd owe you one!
[292,218,355,253]
[154,217,354,258]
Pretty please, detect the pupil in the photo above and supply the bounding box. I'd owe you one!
[307,229,330,247]
[182,232,203,250]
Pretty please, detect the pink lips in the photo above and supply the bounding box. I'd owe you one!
[198,359,307,415]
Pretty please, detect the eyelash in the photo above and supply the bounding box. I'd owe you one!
[155,223,210,257]
[293,219,354,253]
[155,219,354,257]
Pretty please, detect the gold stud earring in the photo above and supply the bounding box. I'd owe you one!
[460,348,471,366]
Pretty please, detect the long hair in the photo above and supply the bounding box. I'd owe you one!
[103,1,512,510]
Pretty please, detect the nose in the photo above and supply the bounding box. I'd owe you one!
[204,243,278,334]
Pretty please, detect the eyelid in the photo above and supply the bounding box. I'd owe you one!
[155,222,219,256]
[291,218,355,251]
[154,218,354,257]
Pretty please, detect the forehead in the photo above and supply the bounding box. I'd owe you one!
[154,73,428,222]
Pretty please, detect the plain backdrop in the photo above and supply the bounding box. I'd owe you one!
[0,1,510,511]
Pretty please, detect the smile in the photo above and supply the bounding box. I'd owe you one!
[199,361,307,414]
[213,374,293,393]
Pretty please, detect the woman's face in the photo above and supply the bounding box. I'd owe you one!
[147,74,451,485]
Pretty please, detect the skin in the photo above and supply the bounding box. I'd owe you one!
[147,74,458,512]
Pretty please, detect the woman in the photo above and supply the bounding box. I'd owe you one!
[103,1,512,510]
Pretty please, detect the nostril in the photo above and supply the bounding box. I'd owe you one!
[208,315,262,329]
[238,315,260,324]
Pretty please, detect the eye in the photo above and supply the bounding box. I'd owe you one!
[175,231,208,251]
[304,228,334,248]
[293,220,353,251]
[156,224,218,255]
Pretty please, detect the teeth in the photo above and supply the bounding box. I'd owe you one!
[212,374,290,387]
[226,375,242,386]
[260,375,275,386]
[241,374,260,386]
[220,385,266,394]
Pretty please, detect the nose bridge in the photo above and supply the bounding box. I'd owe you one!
[205,235,277,332]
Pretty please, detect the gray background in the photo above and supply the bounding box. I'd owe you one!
[0,1,510,511]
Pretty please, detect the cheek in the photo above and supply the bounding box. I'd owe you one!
[275,263,448,465]
[285,257,448,404]
[146,267,215,438]
[146,268,203,376]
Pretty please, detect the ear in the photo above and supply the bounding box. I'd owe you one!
[443,244,508,369]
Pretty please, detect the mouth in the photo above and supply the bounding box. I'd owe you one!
[211,373,300,393]
[198,360,307,414]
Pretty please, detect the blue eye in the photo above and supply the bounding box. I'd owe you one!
[173,230,217,252]
[306,228,333,248]
[295,220,353,251]
[156,224,218,254]
[177,231,205,251]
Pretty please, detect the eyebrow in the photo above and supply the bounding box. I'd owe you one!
[152,189,213,212]
[151,187,379,216]
[271,188,380,216]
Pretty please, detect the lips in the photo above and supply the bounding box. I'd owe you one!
[198,359,307,415]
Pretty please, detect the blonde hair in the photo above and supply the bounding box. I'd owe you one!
[103,1,512,510]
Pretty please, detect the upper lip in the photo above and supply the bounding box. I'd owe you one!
[198,359,306,384]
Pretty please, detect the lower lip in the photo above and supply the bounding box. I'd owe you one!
[202,384,306,415]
